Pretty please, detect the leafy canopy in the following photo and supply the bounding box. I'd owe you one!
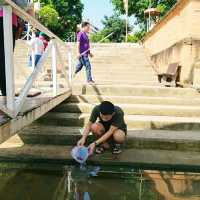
[39,0,83,40]
[111,0,177,28]
[38,5,59,30]
[90,14,131,43]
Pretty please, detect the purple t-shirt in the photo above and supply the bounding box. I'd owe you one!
[77,31,90,56]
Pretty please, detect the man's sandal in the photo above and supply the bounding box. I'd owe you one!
[112,144,122,154]
[95,146,105,154]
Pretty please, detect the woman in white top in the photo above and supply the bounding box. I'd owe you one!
[28,31,44,67]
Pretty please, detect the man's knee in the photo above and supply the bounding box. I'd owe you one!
[113,129,126,144]
[90,123,105,136]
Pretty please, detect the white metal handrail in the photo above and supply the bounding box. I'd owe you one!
[77,32,115,56]
[66,32,76,43]
[0,0,73,118]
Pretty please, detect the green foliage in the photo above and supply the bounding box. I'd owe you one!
[90,14,131,43]
[128,30,146,42]
[38,5,59,30]
[90,32,110,43]
[39,0,83,40]
[111,0,177,29]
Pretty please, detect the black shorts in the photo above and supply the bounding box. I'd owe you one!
[98,121,127,135]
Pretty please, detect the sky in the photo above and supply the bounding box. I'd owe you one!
[81,0,114,29]
[81,0,137,31]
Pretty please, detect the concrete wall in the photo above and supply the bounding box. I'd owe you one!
[143,0,200,83]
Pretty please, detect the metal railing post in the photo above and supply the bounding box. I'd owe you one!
[52,40,57,96]
[68,50,72,85]
[3,6,15,112]
[31,49,35,71]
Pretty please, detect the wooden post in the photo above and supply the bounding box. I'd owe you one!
[3,6,15,112]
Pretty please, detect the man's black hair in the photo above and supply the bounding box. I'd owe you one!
[82,21,90,28]
[35,31,40,37]
[100,101,115,115]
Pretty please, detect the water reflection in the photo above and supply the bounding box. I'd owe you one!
[145,170,200,200]
[0,166,200,200]
[63,167,200,200]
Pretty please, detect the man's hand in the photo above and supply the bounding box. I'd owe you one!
[77,53,81,59]
[88,142,96,155]
[89,53,94,58]
[77,137,86,146]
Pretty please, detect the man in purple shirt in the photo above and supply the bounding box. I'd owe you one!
[75,22,94,83]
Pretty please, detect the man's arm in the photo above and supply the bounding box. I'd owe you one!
[77,121,92,146]
[82,121,92,139]
[95,125,118,145]
[77,106,98,146]
[88,126,118,154]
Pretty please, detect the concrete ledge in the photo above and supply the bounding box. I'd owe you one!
[0,144,200,172]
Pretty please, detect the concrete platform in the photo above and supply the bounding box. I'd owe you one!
[0,138,200,172]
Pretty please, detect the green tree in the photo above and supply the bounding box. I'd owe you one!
[127,31,146,42]
[39,0,83,40]
[90,32,110,43]
[111,0,177,28]
[51,0,83,39]
[38,5,59,30]
[98,14,131,43]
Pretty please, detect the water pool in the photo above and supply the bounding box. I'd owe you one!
[0,164,200,200]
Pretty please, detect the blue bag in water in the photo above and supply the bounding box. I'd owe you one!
[89,166,101,177]
[83,192,91,200]
[71,146,89,164]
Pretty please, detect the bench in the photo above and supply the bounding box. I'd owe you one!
[158,63,181,87]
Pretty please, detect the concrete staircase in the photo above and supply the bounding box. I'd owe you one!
[2,43,200,170]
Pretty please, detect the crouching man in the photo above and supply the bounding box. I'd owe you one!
[77,101,127,155]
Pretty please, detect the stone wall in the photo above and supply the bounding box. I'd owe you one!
[143,0,200,83]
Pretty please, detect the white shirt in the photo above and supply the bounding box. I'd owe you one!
[28,37,44,55]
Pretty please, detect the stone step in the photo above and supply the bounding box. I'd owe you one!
[74,69,155,74]
[90,61,150,65]
[52,102,200,117]
[17,125,200,152]
[72,80,159,86]
[36,112,200,131]
[89,68,154,73]
[68,95,200,106]
[75,72,156,77]
[72,84,199,97]
[49,68,155,75]
[74,76,158,82]
[1,137,200,171]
